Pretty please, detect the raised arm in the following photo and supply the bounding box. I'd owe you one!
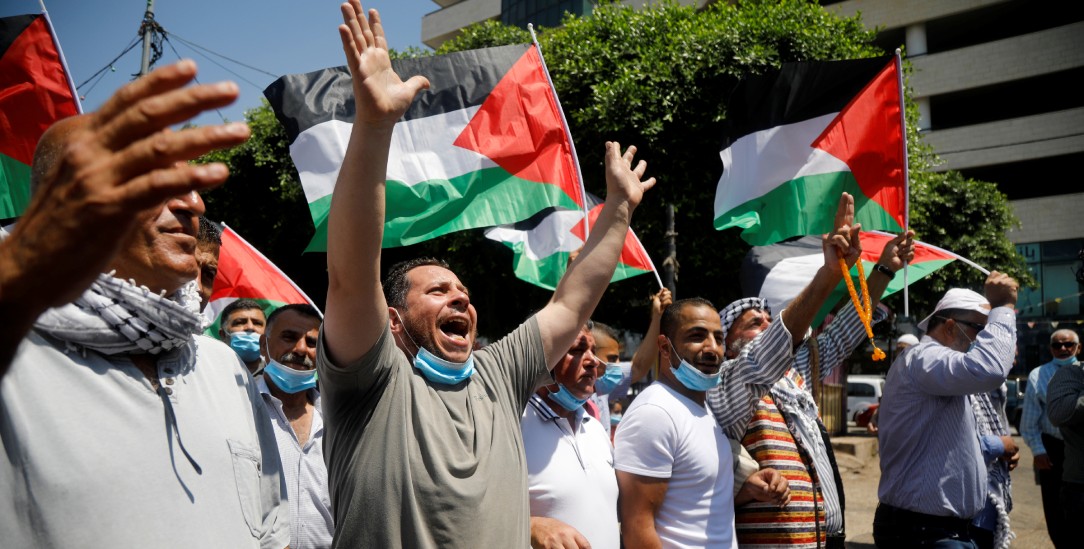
[630,288,671,383]
[0,60,248,375]
[535,142,655,367]
[778,192,861,348]
[322,2,430,366]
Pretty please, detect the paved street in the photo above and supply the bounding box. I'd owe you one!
[837,430,1055,548]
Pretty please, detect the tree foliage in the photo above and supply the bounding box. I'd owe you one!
[200,0,1029,341]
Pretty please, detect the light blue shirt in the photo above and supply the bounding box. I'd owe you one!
[877,307,1017,518]
[1021,358,1076,455]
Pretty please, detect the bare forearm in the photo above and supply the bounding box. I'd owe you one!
[538,200,631,364]
[324,125,395,363]
[631,314,662,383]
[621,520,662,549]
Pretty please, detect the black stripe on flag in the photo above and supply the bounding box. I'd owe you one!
[264,43,530,143]
[739,235,822,297]
[720,56,893,148]
[0,14,38,60]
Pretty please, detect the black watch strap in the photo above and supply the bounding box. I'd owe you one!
[873,263,894,278]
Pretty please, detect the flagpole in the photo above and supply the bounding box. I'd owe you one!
[40,2,84,114]
[220,223,325,317]
[528,24,591,239]
[894,49,910,317]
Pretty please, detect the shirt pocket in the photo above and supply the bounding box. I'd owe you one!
[227,438,263,538]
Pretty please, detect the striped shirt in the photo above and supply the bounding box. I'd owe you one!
[733,305,885,546]
[706,316,799,440]
[877,306,1017,518]
[1021,358,1076,455]
[257,377,334,549]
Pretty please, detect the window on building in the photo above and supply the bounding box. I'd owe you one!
[500,0,593,30]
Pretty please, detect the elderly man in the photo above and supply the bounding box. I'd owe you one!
[616,193,860,549]
[523,323,619,549]
[874,275,1019,548]
[315,4,656,547]
[1021,328,1080,549]
[219,298,269,373]
[714,231,914,548]
[0,62,289,548]
[258,304,333,549]
[1047,347,1084,530]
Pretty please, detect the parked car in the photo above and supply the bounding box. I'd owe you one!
[847,375,885,422]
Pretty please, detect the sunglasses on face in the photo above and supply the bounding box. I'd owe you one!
[938,316,985,332]
[1051,342,1079,350]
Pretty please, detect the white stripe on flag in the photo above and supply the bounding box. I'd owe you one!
[715,113,849,215]
[759,253,823,315]
[484,209,585,260]
[290,106,496,204]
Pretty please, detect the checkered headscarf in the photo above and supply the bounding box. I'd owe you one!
[719,297,770,342]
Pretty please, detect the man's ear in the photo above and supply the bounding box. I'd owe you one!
[657,334,671,363]
[388,307,404,333]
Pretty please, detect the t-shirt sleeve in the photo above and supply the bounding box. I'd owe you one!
[475,316,549,412]
[614,403,676,478]
[316,320,404,416]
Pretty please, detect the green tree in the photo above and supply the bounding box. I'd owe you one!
[201,0,1030,341]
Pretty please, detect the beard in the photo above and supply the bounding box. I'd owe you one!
[728,336,754,358]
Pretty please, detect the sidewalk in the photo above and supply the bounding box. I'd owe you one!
[832,428,1054,548]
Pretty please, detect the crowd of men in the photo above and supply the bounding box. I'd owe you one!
[0,2,1075,549]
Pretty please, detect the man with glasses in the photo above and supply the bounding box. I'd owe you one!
[1021,328,1080,548]
[874,274,1019,548]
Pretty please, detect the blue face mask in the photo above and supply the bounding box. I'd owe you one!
[667,339,722,392]
[264,359,318,394]
[393,309,474,385]
[229,332,262,362]
[548,384,589,412]
[1053,355,1078,366]
[594,363,624,395]
[610,413,623,426]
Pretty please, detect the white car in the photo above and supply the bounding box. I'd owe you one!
[846,375,884,421]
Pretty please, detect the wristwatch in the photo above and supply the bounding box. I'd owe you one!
[873,264,894,278]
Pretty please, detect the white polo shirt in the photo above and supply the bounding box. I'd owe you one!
[522,394,620,549]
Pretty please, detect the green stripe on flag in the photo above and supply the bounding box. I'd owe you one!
[0,152,31,218]
[714,171,903,246]
[305,167,581,251]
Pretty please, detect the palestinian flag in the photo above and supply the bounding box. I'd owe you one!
[203,225,321,336]
[1,13,80,220]
[715,57,905,246]
[484,193,655,290]
[741,231,957,326]
[264,43,585,251]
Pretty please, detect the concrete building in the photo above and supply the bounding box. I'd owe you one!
[825,0,1084,373]
[423,0,1084,371]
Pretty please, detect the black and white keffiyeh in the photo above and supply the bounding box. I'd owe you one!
[971,390,1014,549]
[33,272,206,355]
[719,297,771,341]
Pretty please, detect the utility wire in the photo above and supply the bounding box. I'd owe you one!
[166,31,279,79]
[76,36,141,91]
[161,34,228,124]
[162,32,265,90]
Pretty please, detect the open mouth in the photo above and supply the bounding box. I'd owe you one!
[439,316,471,346]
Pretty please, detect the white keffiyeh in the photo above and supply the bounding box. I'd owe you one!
[33,272,206,355]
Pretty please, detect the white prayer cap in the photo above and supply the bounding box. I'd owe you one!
[917,288,991,332]
[896,334,919,347]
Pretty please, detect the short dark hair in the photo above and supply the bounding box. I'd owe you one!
[659,297,716,341]
[383,257,451,309]
[591,321,620,345]
[198,217,222,246]
[220,298,264,324]
[266,303,321,333]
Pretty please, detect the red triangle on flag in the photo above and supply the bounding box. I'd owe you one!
[811,58,905,230]
[452,44,585,208]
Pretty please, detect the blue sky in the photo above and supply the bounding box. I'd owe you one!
[2,0,432,126]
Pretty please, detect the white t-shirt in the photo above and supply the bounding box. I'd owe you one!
[614,382,736,549]
[522,394,619,549]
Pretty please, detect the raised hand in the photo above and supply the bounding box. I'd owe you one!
[984,270,1019,309]
[603,141,656,212]
[338,1,429,128]
[651,288,672,319]
[878,229,916,273]
[822,192,861,276]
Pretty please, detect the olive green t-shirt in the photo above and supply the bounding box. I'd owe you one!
[317,316,548,548]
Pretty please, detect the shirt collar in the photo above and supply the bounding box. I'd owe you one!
[256,375,321,408]
[528,393,588,425]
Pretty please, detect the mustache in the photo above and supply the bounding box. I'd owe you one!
[277,352,314,368]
